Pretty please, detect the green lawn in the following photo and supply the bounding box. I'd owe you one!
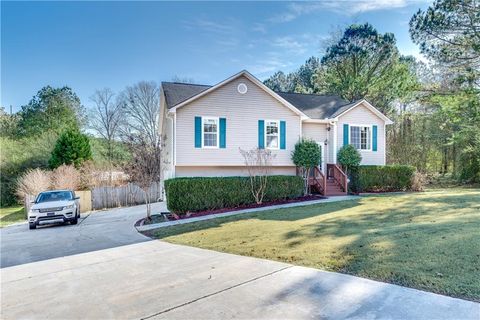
[149,189,480,301]
[0,206,26,227]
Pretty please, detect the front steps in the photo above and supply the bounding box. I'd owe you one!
[325,178,347,196]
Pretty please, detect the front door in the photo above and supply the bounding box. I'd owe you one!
[317,142,326,173]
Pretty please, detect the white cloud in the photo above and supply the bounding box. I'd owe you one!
[270,0,426,22]
[271,36,307,54]
[182,17,243,52]
[248,58,292,77]
[183,18,237,35]
[252,23,267,34]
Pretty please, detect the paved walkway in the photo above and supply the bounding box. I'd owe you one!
[137,195,359,231]
[1,240,478,319]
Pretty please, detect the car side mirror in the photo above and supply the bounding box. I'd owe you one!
[75,196,80,200]
[30,201,35,204]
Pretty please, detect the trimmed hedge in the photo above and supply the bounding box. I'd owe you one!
[164,175,303,214]
[357,165,416,192]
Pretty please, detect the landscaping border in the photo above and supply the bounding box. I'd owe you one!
[136,195,359,232]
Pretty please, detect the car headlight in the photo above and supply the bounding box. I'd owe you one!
[29,209,40,213]
[64,205,74,210]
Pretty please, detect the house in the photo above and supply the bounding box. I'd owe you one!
[160,70,393,196]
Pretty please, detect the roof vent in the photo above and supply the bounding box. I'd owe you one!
[237,83,247,94]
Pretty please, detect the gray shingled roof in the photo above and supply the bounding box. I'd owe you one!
[275,92,351,119]
[162,82,211,109]
[161,82,358,119]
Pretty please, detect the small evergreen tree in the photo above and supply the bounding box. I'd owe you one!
[291,139,321,195]
[49,128,92,169]
[337,145,362,176]
[337,145,362,193]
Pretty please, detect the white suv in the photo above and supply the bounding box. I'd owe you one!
[28,190,81,230]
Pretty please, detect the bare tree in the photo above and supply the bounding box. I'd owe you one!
[239,148,276,204]
[171,75,196,84]
[119,81,164,219]
[124,135,162,220]
[89,88,123,163]
[119,81,160,147]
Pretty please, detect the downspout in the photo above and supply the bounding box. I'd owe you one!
[166,112,175,178]
[332,121,337,164]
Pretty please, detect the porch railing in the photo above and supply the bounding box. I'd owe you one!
[308,166,326,195]
[327,163,348,192]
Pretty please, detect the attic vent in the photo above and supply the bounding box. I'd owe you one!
[237,83,247,94]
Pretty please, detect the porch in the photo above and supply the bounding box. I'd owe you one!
[308,164,348,196]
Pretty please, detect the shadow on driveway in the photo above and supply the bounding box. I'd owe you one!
[0,202,166,268]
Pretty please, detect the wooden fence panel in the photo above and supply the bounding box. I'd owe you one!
[23,184,161,213]
[76,190,92,213]
[24,194,36,216]
[91,182,162,210]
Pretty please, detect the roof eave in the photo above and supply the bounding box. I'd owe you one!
[333,99,393,124]
[168,70,310,119]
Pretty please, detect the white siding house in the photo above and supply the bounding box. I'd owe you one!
[160,70,393,182]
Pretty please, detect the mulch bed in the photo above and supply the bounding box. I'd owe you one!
[135,195,326,227]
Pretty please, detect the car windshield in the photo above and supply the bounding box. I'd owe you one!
[36,191,73,203]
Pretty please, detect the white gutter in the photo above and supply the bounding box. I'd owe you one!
[302,119,332,124]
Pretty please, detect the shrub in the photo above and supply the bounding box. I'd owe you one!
[291,139,321,195]
[51,165,81,190]
[411,171,427,191]
[49,128,92,168]
[357,165,416,192]
[15,168,51,200]
[337,144,362,176]
[164,176,303,214]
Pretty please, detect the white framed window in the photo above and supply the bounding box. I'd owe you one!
[265,120,279,150]
[350,125,371,151]
[202,117,219,148]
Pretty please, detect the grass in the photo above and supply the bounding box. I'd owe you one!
[0,206,26,227]
[149,188,480,301]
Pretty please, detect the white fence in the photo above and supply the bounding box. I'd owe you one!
[91,182,163,210]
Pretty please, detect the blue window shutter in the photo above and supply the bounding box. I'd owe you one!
[343,124,349,146]
[220,118,226,148]
[194,116,202,148]
[258,120,265,149]
[372,125,378,151]
[280,121,286,150]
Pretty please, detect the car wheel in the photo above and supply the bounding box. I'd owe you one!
[77,209,80,219]
[71,216,78,225]
[29,223,36,230]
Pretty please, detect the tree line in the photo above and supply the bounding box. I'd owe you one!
[0,82,163,209]
[263,0,479,183]
[1,0,478,207]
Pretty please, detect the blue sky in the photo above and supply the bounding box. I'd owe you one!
[1,1,430,112]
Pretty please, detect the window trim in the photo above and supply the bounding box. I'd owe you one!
[265,119,280,150]
[201,116,220,149]
[349,124,373,152]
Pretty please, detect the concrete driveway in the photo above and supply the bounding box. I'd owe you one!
[0,202,166,268]
[1,203,479,319]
